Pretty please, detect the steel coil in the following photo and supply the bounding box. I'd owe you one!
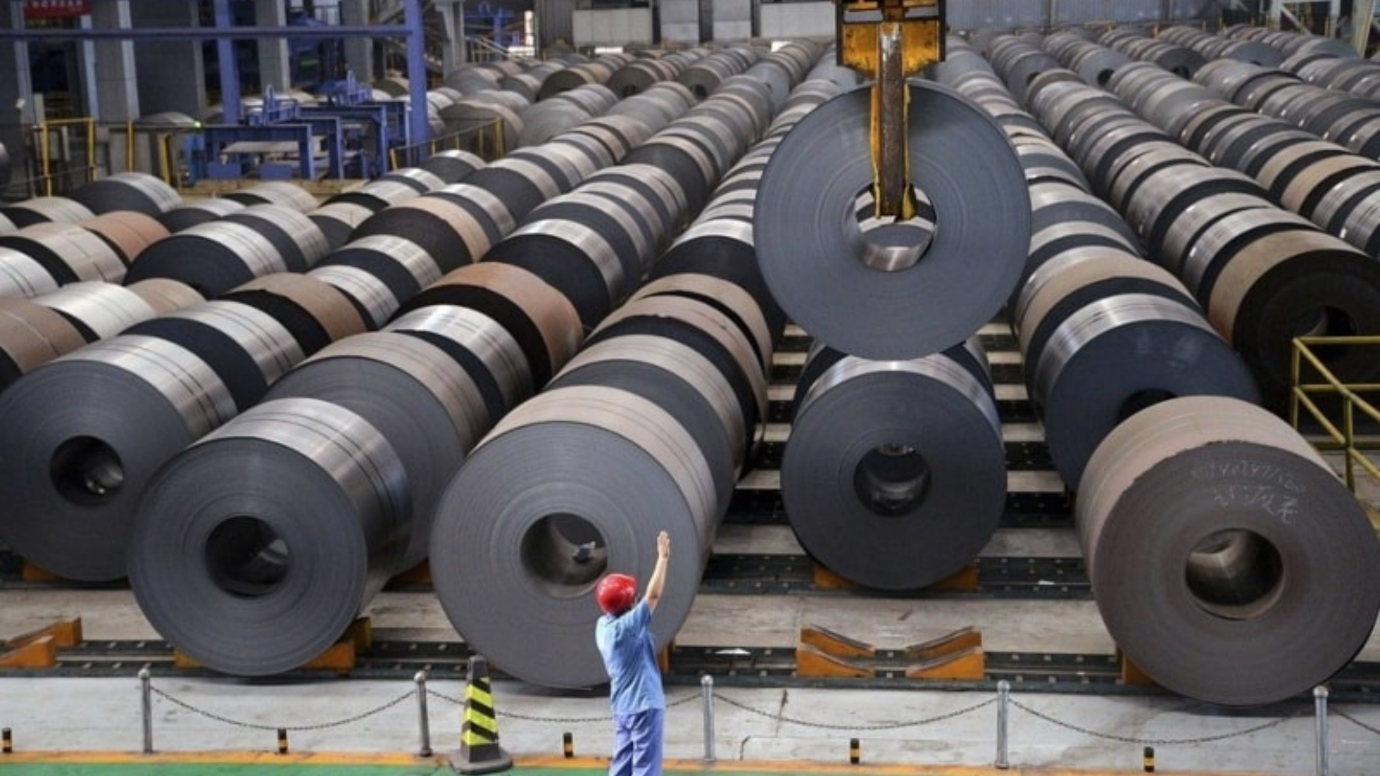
[429,384,717,688]
[394,263,582,389]
[418,149,486,183]
[223,182,319,213]
[1078,395,1380,706]
[0,297,87,392]
[32,281,158,341]
[81,211,170,265]
[0,222,129,288]
[128,397,408,675]
[0,197,96,229]
[70,172,181,217]
[782,342,1004,590]
[386,305,532,423]
[157,198,247,233]
[755,81,1029,359]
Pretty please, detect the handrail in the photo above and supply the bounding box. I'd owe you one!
[388,117,505,171]
[1290,335,1380,496]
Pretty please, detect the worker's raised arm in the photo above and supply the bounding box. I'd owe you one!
[644,531,670,613]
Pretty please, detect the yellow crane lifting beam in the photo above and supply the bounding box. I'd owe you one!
[834,0,945,221]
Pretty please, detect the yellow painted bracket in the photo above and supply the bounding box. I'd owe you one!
[834,0,945,220]
[1116,648,1157,687]
[904,625,981,661]
[796,644,875,678]
[905,646,985,680]
[175,618,373,674]
[801,624,876,659]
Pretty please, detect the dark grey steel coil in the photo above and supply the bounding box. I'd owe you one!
[418,149,486,183]
[70,172,182,217]
[265,331,489,571]
[755,81,1029,359]
[1078,396,1380,706]
[782,342,1004,590]
[32,281,158,342]
[430,383,717,688]
[386,305,532,423]
[157,198,247,233]
[223,181,319,213]
[128,397,408,676]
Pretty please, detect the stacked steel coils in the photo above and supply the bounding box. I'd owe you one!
[1018,41,1380,414]
[1223,23,1359,61]
[0,273,366,582]
[1158,25,1283,67]
[309,171,445,251]
[428,55,831,688]
[1098,27,1206,79]
[606,50,703,98]
[125,203,331,297]
[940,38,1259,491]
[971,30,1380,706]
[125,263,579,675]
[0,221,131,297]
[0,278,201,392]
[538,54,635,100]
[1078,396,1380,706]
[518,84,620,147]
[1,197,96,229]
[678,47,760,100]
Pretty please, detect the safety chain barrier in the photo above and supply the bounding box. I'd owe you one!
[712,690,997,732]
[149,685,417,733]
[42,668,1367,773]
[1009,697,1302,746]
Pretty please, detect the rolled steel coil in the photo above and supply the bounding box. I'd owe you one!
[32,281,159,342]
[652,218,783,343]
[0,140,8,189]
[70,172,181,217]
[1,197,96,229]
[0,297,87,392]
[157,198,247,233]
[1015,252,1259,490]
[1078,395,1380,706]
[0,248,61,299]
[377,167,447,195]
[128,397,408,676]
[218,273,367,355]
[223,181,319,213]
[126,277,204,315]
[607,52,697,97]
[755,81,1029,359]
[311,235,444,328]
[348,185,512,272]
[126,205,324,296]
[265,331,489,571]
[440,91,530,154]
[312,179,428,251]
[445,65,501,94]
[0,221,129,290]
[782,341,1004,590]
[678,48,759,100]
[418,149,486,183]
[394,263,582,389]
[0,334,238,580]
[537,55,629,100]
[385,304,531,436]
[81,211,170,265]
[587,295,767,459]
[430,382,716,688]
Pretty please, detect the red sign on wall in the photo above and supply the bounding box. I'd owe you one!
[23,0,92,20]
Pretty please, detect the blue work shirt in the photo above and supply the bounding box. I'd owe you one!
[595,599,665,715]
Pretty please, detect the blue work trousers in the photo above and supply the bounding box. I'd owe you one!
[608,707,664,776]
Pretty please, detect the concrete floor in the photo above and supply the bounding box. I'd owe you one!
[3,326,1379,775]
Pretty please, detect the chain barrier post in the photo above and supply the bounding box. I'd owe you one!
[3,727,12,754]
[276,728,288,755]
[415,670,433,758]
[1315,686,1329,776]
[563,731,574,758]
[139,667,153,754]
[995,680,1010,769]
[700,674,716,764]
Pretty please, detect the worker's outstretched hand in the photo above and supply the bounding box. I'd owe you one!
[657,530,670,560]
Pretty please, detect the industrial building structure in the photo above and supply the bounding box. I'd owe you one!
[1,2,1379,775]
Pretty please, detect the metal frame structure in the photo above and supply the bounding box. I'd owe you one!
[0,0,433,147]
[1290,335,1380,497]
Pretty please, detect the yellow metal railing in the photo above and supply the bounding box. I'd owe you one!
[389,118,507,172]
[30,117,97,197]
[1290,335,1380,495]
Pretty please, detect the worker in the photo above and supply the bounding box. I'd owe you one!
[594,530,671,776]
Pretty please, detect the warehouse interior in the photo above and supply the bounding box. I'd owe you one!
[2,1,1380,775]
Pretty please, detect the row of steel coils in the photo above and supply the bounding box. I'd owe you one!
[0,43,847,689]
[942,27,1380,707]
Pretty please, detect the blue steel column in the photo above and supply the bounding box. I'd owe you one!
[214,0,241,124]
[406,0,429,148]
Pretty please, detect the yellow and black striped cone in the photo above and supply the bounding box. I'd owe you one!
[451,655,512,774]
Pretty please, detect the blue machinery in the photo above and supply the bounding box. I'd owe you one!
[194,75,410,182]
[0,0,433,180]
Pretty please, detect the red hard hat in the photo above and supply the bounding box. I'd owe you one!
[596,573,637,614]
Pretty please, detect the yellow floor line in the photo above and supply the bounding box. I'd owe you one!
[0,750,1275,776]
